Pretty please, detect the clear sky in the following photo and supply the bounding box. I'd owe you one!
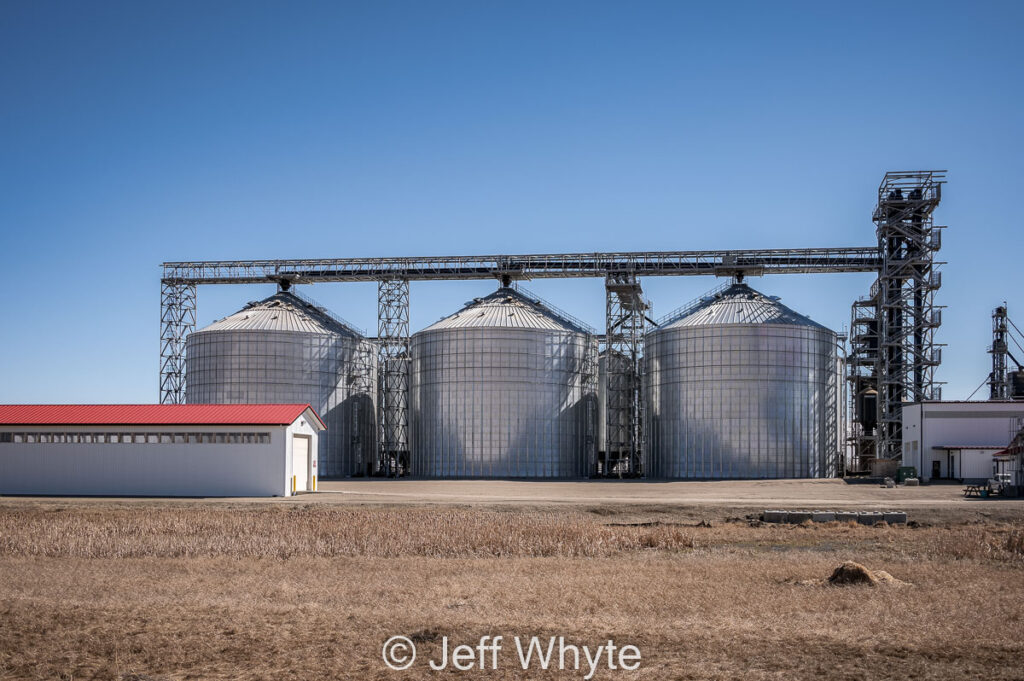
[1,0,1021,403]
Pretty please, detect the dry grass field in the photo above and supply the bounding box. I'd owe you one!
[1,488,1023,680]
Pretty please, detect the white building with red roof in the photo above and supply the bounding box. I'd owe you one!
[0,404,325,497]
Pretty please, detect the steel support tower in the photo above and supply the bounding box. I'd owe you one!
[847,284,880,469]
[158,281,196,404]
[604,273,651,476]
[872,171,945,461]
[378,279,410,476]
[990,304,1010,400]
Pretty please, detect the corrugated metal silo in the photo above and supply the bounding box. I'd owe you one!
[185,290,377,477]
[644,283,838,479]
[410,287,597,477]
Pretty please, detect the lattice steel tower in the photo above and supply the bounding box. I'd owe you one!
[990,304,1010,400]
[873,171,944,460]
[159,281,196,404]
[378,279,410,476]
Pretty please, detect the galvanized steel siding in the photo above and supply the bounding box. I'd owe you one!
[410,308,597,478]
[645,285,837,479]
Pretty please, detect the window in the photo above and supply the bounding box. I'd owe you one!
[6,429,276,445]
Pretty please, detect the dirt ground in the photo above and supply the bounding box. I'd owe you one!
[1,480,1022,680]
[321,477,979,506]
[11,477,1021,523]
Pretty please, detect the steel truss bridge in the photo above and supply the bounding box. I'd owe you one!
[160,171,945,475]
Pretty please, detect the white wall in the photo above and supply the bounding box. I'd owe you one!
[0,421,319,497]
[902,402,1024,482]
[285,417,320,493]
[958,448,1003,482]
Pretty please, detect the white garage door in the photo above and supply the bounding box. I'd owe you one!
[293,436,310,492]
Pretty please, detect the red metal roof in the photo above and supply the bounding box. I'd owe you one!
[0,404,326,429]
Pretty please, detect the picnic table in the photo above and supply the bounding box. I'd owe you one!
[963,484,985,498]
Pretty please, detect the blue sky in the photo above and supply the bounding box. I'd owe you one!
[1,0,1021,403]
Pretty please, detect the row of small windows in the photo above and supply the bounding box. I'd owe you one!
[0,432,271,445]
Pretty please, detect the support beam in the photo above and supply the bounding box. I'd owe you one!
[159,282,196,404]
[161,247,881,285]
[378,279,410,476]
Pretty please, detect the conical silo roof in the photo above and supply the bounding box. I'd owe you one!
[196,291,362,336]
[660,283,829,330]
[421,287,591,333]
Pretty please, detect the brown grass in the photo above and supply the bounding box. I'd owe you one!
[0,507,697,558]
[1,504,1022,681]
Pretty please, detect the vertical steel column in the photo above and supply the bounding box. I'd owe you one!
[159,280,197,405]
[581,333,599,477]
[872,171,944,461]
[378,279,410,476]
[604,273,649,476]
[990,305,1009,400]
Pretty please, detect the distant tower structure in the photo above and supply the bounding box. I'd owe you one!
[872,171,945,461]
[990,305,1010,400]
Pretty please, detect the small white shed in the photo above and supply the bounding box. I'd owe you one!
[0,403,325,497]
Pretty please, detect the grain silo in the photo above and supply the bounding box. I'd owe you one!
[409,286,597,477]
[644,282,838,479]
[185,290,377,477]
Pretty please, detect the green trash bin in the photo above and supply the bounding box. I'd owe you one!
[897,466,917,484]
